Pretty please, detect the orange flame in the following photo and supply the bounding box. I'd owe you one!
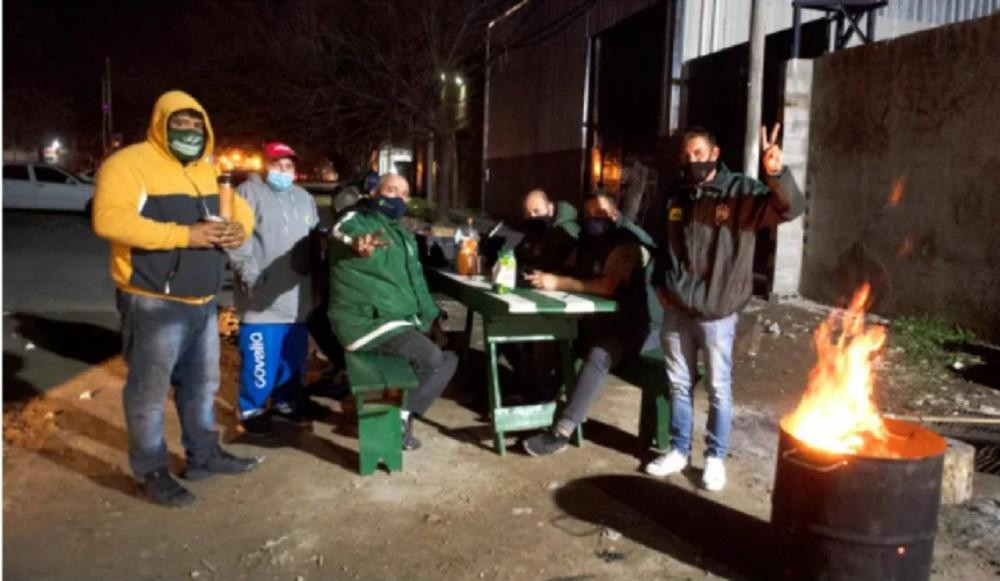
[782,284,891,456]
[896,236,914,257]
[887,174,906,207]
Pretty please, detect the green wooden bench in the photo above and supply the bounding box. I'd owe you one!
[614,348,671,454]
[345,352,418,476]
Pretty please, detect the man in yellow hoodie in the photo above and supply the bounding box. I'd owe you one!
[94,90,259,507]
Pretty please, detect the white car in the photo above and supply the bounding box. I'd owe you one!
[3,162,94,212]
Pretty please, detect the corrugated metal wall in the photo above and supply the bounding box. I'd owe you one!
[486,0,999,162]
[482,0,998,216]
[884,0,1000,23]
[680,0,1000,61]
[485,0,659,159]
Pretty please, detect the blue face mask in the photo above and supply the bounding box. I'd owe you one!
[266,169,294,191]
[375,195,407,220]
[582,217,614,238]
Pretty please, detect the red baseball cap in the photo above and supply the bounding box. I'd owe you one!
[264,141,298,161]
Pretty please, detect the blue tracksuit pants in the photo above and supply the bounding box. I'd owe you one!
[238,322,308,419]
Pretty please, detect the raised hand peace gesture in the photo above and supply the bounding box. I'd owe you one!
[760,123,783,176]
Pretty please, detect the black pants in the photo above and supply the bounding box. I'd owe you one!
[371,330,458,416]
[307,305,345,370]
[500,341,561,401]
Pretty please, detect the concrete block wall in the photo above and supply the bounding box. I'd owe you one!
[771,59,812,298]
[800,13,1000,342]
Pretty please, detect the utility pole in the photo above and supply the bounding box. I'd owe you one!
[425,133,435,207]
[743,0,765,179]
[102,57,113,157]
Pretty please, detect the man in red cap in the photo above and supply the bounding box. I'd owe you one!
[228,142,321,435]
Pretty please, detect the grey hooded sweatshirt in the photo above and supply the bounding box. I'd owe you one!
[228,173,319,324]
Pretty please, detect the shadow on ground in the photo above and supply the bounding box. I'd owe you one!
[554,474,778,580]
[3,352,36,401]
[11,312,121,363]
[19,403,174,500]
[949,342,1000,390]
[3,312,122,401]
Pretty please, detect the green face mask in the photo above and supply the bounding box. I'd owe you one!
[167,128,205,162]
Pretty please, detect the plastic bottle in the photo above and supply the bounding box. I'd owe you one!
[455,216,480,275]
[218,173,234,220]
[492,249,517,294]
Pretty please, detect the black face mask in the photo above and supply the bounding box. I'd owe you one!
[680,160,717,184]
[522,216,553,235]
[375,195,407,220]
[582,217,614,239]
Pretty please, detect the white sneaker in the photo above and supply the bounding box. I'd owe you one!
[644,449,688,477]
[702,457,726,491]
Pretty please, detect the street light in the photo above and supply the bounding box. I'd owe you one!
[454,76,464,86]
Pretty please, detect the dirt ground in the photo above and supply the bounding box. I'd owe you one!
[4,297,1000,580]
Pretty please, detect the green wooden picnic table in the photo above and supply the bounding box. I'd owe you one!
[427,267,617,455]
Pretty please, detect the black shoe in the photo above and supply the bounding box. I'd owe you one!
[295,397,331,421]
[185,447,260,481]
[241,413,273,436]
[402,416,422,451]
[272,404,311,427]
[139,469,196,507]
[523,430,570,457]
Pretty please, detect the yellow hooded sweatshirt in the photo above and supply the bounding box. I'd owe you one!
[93,90,254,304]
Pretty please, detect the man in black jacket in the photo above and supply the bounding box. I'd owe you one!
[646,125,804,491]
[503,189,581,402]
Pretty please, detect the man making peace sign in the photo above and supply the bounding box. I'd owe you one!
[645,124,804,491]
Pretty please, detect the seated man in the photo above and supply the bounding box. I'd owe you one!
[522,191,661,456]
[503,189,580,402]
[327,174,457,449]
[514,188,579,276]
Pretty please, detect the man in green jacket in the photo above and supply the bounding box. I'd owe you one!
[328,174,456,449]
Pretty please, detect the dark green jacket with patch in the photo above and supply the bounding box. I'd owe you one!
[327,201,439,351]
[653,163,804,319]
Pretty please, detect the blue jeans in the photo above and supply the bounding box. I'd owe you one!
[238,323,309,419]
[118,291,220,478]
[660,309,737,459]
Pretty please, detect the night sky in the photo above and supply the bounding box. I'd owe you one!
[5,0,494,176]
[4,1,228,153]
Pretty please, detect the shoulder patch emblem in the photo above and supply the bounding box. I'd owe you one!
[669,207,683,222]
[715,204,731,225]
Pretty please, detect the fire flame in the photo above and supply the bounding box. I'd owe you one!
[887,174,906,207]
[782,284,891,455]
[896,236,914,257]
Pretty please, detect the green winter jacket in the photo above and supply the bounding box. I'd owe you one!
[327,201,439,351]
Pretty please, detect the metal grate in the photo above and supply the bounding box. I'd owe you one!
[927,421,1000,476]
[975,445,1000,475]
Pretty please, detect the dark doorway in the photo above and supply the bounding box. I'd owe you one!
[683,18,830,295]
[589,1,667,219]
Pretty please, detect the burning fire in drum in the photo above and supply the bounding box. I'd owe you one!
[772,284,947,581]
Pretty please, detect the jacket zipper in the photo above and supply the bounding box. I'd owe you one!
[687,187,700,309]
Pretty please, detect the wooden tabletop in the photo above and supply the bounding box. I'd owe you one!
[428,268,617,318]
